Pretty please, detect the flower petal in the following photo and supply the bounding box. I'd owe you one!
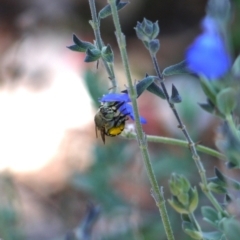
[123,103,147,124]
[100,93,130,102]
[185,17,231,80]
[186,33,231,79]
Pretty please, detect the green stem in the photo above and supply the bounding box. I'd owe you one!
[226,114,239,139]
[122,132,226,161]
[150,54,226,215]
[188,213,203,238]
[88,0,117,91]
[108,1,175,240]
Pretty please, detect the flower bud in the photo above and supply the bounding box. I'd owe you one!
[148,39,160,55]
[168,174,199,214]
[135,18,159,42]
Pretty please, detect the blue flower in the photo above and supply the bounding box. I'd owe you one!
[100,93,147,124]
[186,17,231,80]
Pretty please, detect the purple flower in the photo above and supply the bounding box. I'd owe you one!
[186,17,231,80]
[100,93,147,124]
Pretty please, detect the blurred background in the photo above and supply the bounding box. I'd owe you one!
[0,0,239,239]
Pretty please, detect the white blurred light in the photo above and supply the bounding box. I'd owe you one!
[0,34,94,172]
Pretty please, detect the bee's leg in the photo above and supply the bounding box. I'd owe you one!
[113,114,129,127]
[100,128,106,144]
[95,125,98,138]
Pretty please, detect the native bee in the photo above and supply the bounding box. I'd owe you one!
[94,101,129,143]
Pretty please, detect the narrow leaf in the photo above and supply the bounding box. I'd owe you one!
[163,60,190,76]
[200,78,217,105]
[135,75,157,97]
[170,84,182,103]
[99,1,129,19]
[214,167,226,182]
[70,34,95,52]
[198,102,215,114]
[147,82,166,99]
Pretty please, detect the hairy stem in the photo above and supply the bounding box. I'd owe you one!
[150,54,226,215]
[188,213,203,239]
[122,132,226,161]
[88,0,117,91]
[107,1,175,239]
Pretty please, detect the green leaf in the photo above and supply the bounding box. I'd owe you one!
[214,167,226,182]
[216,87,237,116]
[67,34,95,52]
[200,78,217,105]
[202,231,224,240]
[232,54,240,77]
[208,176,227,188]
[214,167,240,190]
[121,75,157,98]
[182,222,202,239]
[170,84,182,103]
[98,0,129,19]
[101,44,114,63]
[135,75,158,97]
[146,82,166,99]
[162,60,190,76]
[198,102,215,114]
[84,48,101,62]
[224,194,232,204]
[188,187,198,213]
[201,206,219,226]
[168,196,189,214]
[207,182,227,194]
[181,214,191,223]
[222,218,240,240]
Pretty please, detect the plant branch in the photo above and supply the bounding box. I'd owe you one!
[150,54,226,215]
[122,132,227,161]
[88,0,117,91]
[107,1,175,239]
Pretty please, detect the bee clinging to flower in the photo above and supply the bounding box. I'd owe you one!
[94,93,146,143]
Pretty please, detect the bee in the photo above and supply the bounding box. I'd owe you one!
[94,101,128,143]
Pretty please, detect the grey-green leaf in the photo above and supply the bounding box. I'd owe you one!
[216,87,237,116]
[84,48,101,62]
[198,102,215,114]
[201,206,219,226]
[147,82,166,99]
[135,75,157,97]
[170,84,182,103]
[163,60,190,77]
[232,54,240,77]
[67,34,95,52]
[200,78,217,105]
[202,231,224,240]
[99,0,129,19]
[222,219,240,240]
[182,222,202,239]
[101,44,114,63]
